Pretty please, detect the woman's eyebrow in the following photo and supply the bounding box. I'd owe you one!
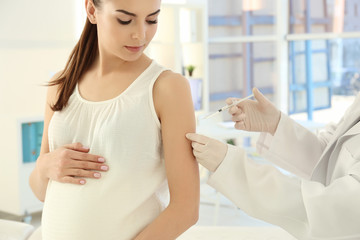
[116,9,160,17]
[148,9,161,17]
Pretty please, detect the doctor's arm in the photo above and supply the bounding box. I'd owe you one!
[134,72,199,240]
[229,88,337,178]
[206,142,360,239]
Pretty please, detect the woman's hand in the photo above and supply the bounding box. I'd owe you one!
[37,142,109,185]
[227,88,281,135]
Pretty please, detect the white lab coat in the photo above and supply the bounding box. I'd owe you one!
[207,93,360,240]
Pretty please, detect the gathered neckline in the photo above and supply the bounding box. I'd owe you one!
[75,60,155,104]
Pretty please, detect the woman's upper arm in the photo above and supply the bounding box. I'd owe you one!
[153,71,199,205]
[40,72,61,155]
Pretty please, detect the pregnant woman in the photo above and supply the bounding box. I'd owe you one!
[29,0,199,239]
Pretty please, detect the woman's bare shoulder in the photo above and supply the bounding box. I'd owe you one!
[154,70,190,94]
[153,70,193,118]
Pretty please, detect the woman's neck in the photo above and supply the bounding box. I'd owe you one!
[92,51,148,77]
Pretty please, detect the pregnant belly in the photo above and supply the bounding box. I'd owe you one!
[41,180,162,240]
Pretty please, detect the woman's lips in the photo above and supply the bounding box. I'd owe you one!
[125,45,144,53]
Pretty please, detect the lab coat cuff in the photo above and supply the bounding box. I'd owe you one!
[256,112,288,154]
[208,144,245,188]
[256,113,313,179]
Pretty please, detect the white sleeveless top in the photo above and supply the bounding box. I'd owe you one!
[42,61,169,240]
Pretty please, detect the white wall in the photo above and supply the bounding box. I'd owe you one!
[0,0,79,215]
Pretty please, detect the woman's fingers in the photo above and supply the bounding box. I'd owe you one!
[66,168,103,179]
[57,150,109,170]
[60,147,109,171]
[57,165,105,185]
[68,159,109,172]
[63,142,90,152]
[61,176,87,185]
[50,143,109,185]
[68,150,105,163]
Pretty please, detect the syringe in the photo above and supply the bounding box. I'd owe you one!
[204,94,254,119]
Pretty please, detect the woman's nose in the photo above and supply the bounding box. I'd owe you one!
[131,23,146,40]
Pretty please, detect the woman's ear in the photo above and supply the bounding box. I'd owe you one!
[85,0,97,24]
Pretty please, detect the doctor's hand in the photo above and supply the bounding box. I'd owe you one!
[186,133,228,172]
[227,88,281,135]
[37,142,109,185]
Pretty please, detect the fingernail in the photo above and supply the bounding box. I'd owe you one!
[80,180,86,185]
[101,165,108,171]
[82,146,90,150]
[98,158,105,162]
[94,173,101,178]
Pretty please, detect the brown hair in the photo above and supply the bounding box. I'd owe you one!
[49,0,101,111]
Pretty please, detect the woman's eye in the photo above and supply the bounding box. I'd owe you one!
[117,19,132,25]
[147,20,158,25]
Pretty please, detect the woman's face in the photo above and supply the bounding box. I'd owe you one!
[91,0,161,62]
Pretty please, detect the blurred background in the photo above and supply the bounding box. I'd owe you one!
[1,0,360,239]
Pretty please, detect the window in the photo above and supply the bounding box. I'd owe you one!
[208,0,360,121]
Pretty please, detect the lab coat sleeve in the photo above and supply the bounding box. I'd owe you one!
[256,113,328,179]
[208,145,308,238]
[208,145,360,239]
